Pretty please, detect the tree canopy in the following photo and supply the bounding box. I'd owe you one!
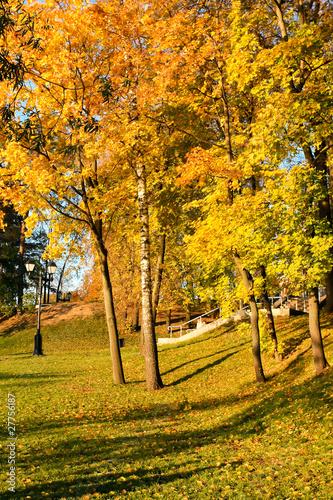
[0,0,332,385]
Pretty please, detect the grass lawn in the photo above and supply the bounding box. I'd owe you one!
[0,310,332,499]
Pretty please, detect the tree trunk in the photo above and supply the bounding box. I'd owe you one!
[233,252,265,383]
[56,258,68,302]
[165,308,171,334]
[259,265,281,362]
[221,75,264,383]
[326,139,333,312]
[272,0,288,41]
[262,290,282,362]
[308,287,330,374]
[130,298,139,330]
[95,238,125,385]
[139,323,145,357]
[303,143,333,311]
[324,267,333,313]
[314,145,333,314]
[136,163,163,390]
[17,215,27,313]
[152,233,166,323]
[314,145,333,313]
[248,295,266,383]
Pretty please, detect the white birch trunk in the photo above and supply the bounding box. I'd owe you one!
[136,163,163,390]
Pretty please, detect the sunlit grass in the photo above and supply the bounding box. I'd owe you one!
[0,312,332,499]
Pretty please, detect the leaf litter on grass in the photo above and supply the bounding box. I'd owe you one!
[0,312,332,499]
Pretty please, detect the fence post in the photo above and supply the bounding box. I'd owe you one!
[180,325,182,337]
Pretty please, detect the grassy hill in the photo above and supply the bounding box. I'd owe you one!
[0,306,332,499]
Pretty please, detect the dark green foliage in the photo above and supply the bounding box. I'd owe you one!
[0,204,22,315]
[0,203,47,316]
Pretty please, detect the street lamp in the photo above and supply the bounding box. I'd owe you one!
[25,259,35,274]
[25,259,57,356]
[46,261,57,304]
[47,261,57,275]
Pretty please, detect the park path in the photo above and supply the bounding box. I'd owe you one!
[157,309,249,345]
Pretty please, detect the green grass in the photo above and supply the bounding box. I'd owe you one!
[0,311,332,499]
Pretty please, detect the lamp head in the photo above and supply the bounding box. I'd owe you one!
[47,261,57,275]
[25,260,35,274]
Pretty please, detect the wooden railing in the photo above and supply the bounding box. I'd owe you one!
[167,308,220,338]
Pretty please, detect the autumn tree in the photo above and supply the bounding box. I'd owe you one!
[0,0,41,123]
[0,0,170,390]
[78,220,142,333]
[149,0,271,382]
[227,0,332,372]
[269,165,331,374]
[269,0,333,316]
[149,0,333,378]
[0,0,130,385]
[232,0,333,308]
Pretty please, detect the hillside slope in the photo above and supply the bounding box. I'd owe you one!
[0,309,332,499]
[0,302,106,334]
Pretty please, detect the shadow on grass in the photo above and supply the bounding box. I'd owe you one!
[4,364,331,500]
[162,340,249,377]
[0,372,65,379]
[0,313,37,337]
[317,312,333,329]
[167,349,240,387]
[0,353,34,358]
[0,373,69,389]
[280,321,310,358]
[1,462,216,500]
[1,314,331,499]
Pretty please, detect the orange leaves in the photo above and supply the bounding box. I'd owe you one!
[178,147,241,187]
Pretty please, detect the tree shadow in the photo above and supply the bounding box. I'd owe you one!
[0,460,215,500]
[0,353,34,359]
[167,349,240,387]
[279,312,332,361]
[0,319,35,337]
[319,312,333,329]
[0,372,68,387]
[280,322,310,358]
[162,340,249,377]
[6,362,332,499]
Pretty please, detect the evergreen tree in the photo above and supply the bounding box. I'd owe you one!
[0,203,23,315]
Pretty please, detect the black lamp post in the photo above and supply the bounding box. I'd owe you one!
[25,259,57,356]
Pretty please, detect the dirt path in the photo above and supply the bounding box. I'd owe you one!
[0,302,105,334]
